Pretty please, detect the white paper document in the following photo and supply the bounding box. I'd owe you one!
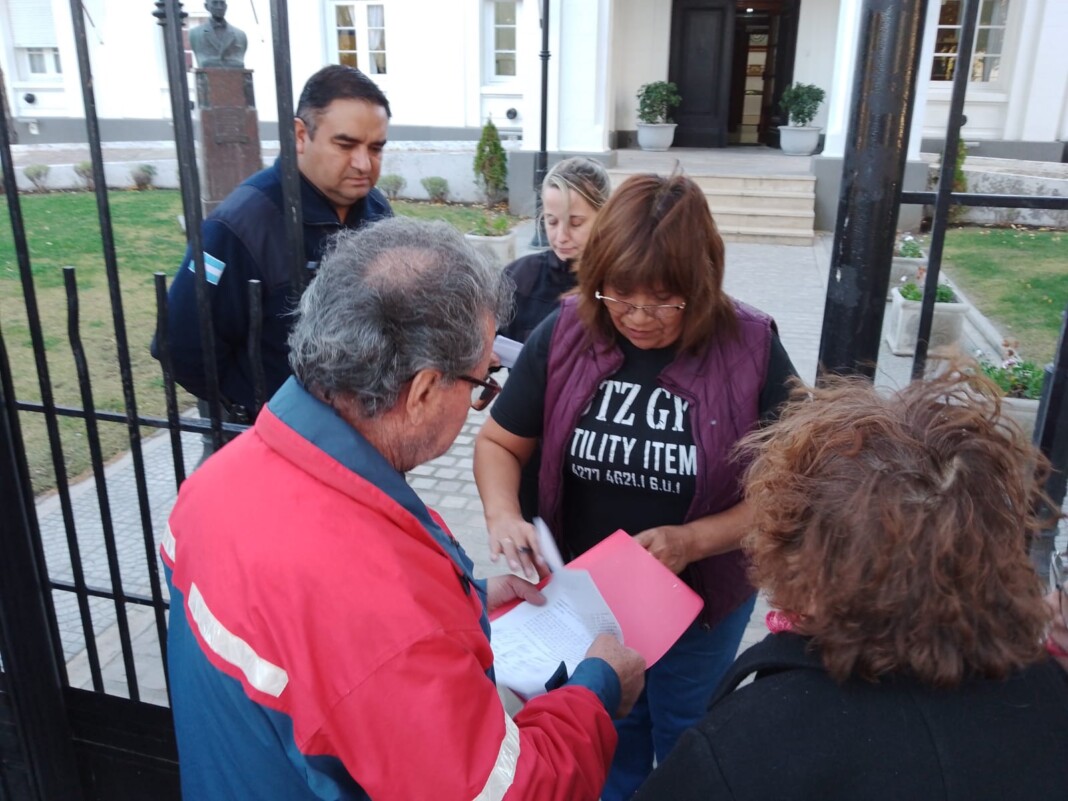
[490,568,623,698]
[492,335,523,369]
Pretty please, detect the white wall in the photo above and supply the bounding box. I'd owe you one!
[555,0,613,151]
[792,0,838,133]
[610,0,671,132]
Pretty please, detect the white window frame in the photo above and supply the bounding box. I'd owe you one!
[328,1,388,77]
[930,0,1010,85]
[15,47,62,81]
[484,0,518,84]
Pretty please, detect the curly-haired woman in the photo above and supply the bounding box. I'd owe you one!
[635,372,1068,800]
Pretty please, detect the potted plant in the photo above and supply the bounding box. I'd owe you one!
[636,81,682,151]
[885,276,968,357]
[465,213,516,269]
[778,83,826,156]
[979,354,1045,440]
[888,233,927,298]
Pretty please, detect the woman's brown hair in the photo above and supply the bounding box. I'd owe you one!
[740,370,1052,687]
[575,173,736,353]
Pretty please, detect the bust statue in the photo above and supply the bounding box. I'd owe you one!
[189,0,248,69]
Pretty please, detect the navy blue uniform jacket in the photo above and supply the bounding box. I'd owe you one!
[152,159,392,413]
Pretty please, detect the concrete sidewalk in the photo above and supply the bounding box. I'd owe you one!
[40,217,1008,705]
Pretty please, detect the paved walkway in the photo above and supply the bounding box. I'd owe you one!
[35,217,1008,706]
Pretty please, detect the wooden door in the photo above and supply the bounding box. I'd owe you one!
[669,0,736,148]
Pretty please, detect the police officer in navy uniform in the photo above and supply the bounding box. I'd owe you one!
[153,65,392,462]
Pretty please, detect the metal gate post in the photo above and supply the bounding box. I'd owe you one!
[816,0,928,380]
[0,367,83,799]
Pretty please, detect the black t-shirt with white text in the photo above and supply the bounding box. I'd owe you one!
[490,309,797,558]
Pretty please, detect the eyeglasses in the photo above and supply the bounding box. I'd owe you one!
[459,373,502,411]
[595,290,686,321]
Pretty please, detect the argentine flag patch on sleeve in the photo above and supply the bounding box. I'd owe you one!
[186,252,227,286]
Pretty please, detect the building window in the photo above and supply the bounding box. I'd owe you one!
[16,47,62,80]
[333,3,387,75]
[490,1,517,79]
[930,0,1009,83]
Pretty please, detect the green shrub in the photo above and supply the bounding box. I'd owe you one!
[474,118,508,205]
[780,83,826,127]
[469,214,512,237]
[24,163,50,191]
[636,81,682,124]
[420,176,449,203]
[979,358,1044,400]
[899,281,956,303]
[896,234,923,259]
[131,164,157,191]
[378,173,406,200]
[74,161,95,191]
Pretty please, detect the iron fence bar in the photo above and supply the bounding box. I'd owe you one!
[1030,304,1068,580]
[816,0,928,381]
[154,0,225,451]
[0,57,76,689]
[910,0,979,380]
[12,401,248,435]
[154,273,188,490]
[68,0,170,692]
[63,268,140,701]
[269,0,306,296]
[530,0,550,248]
[49,582,169,610]
[900,191,1068,210]
[248,280,267,413]
[0,340,84,800]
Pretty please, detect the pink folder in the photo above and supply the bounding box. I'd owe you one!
[491,529,703,666]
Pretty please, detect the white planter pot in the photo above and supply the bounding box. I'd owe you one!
[885,286,968,357]
[636,123,677,152]
[778,125,821,156]
[465,230,517,270]
[1000,396,1040,442]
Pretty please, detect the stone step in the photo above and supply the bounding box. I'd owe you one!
[605,168,816,246]
[607,168,814,194]
[704,188,815,212]
[710,207,815,232]
[718,226,815,247]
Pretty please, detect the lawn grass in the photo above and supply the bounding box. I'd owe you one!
[939,226,1068,363]
[0,190,520,495]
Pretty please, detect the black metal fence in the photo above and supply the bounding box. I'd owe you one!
[816,0,1068,577]
[0,0,1066,797]
[0,0,305,796]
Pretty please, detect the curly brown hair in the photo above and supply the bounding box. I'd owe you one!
[575,173,737,354]
[740,370,1052,687]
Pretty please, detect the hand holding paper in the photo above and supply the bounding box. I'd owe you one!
[490,525,703,699]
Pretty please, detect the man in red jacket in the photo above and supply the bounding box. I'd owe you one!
[161,216,645,800]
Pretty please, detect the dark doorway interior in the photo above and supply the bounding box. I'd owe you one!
[728,1,800,147]
[669,0,801,148]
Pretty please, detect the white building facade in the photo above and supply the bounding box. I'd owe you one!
[2,0,1065,214]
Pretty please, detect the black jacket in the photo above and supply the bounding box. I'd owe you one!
[635,632,1068,800]
[498,249,575,344]
[152,159,392,414]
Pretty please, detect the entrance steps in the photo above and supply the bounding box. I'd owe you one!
[607,168,816,247]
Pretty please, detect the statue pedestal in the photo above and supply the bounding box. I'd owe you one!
[194,68,262,216]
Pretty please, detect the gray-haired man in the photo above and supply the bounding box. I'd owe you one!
[161,217,645,800]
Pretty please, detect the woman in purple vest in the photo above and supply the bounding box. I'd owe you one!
[475,173,798,800]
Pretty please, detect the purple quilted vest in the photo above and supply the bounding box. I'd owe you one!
[538,296,774,627]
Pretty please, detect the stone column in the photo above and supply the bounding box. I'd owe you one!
[193,68,262,216]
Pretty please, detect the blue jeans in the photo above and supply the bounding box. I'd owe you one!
[601,593,757,801]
